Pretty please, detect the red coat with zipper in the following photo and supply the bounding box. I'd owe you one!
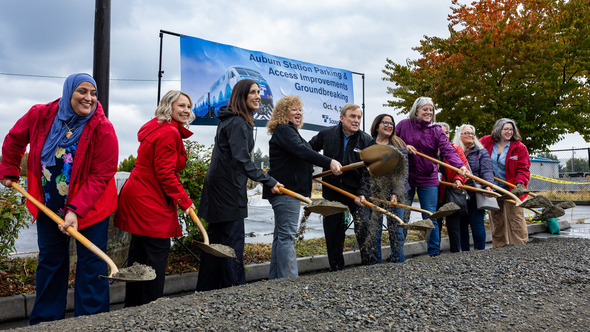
[479,135,531,187]
[0,99,119,230]
[114,118,193,238]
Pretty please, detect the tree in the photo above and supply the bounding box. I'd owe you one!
[117,155,136,172]
[561,157,590,173]
[534,151,559,161]
[383,0,590,153]
[253,148,269,169]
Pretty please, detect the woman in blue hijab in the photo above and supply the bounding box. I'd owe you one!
[0,73,119,325]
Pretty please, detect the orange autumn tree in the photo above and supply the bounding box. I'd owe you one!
[383,0,590,152]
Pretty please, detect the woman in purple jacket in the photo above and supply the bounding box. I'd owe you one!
[453,124,495,251]
[395,97,467,256]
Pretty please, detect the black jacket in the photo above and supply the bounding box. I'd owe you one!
[198,107,277,223]
[309,122,372,201]
[263,123,332,200]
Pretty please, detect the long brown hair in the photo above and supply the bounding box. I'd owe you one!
[227,79,258,126]
[370,113,406,149]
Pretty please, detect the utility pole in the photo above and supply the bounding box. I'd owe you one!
[93,0,111,117]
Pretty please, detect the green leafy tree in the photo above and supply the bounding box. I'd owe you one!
[561,157,590,173]
[176,141,212,244]
[0,181,31,261]
[534,152,559,161]
[117,155,136,172]
[253,148,269,169]
[383,0,590,153]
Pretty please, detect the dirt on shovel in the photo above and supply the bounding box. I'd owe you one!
[535,205,566,220]
[520,195,553,209]
[107,262,156,282]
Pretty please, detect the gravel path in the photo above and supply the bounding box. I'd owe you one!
[14,238,590,331]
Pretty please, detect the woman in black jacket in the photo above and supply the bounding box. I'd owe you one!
[196,79,283,291]
[263,96,341,279]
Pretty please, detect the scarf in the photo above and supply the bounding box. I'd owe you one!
[40,73,97,167]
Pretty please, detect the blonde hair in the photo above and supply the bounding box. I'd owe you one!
[155,90,195,129]
[267,96,303,134]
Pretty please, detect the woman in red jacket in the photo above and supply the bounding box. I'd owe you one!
[114,90,195,307]
[480,118,531,248]
[436,122,468,253]
[0,73,118,325]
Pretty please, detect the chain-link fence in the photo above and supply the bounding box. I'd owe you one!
[529,148,590,200]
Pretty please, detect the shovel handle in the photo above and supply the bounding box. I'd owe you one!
[312,161,364,179]
[11,182,119,276]
[278,187,312,204]
[494,177,536,197]
[368,197,433,216]
[438,180,501,197]
[313,179,404,224]
[412,150,522,205]
[188,208,210,245]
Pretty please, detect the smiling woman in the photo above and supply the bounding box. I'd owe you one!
[114,90,196,308]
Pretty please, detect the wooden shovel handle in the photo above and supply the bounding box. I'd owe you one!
[188,208,210,245]
[412,150,522,205]
[368,196,433,216]
[313,178,404,224]
[438,180,501,197]
[278,187,312,204]
[11,182,119,276]
[313,161,364,179]
[494,177,536,197]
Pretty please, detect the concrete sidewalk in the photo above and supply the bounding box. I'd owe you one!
[0,219,577,328]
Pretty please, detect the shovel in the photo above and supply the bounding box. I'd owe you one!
[188,208,236,258]
[278,187,348,216]
[369,197,460,220]
[313,179,434,231]
[438,181,564,219]
[11,182,155,282]
[411,150,523,205]
[313,145,402,178]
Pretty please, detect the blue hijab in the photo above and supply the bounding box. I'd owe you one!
[40,73,98,167]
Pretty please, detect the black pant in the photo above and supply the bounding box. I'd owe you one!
[124,234,171,307]
[196,219,245,292]
[437,202,463,253]
[323,198,358,271]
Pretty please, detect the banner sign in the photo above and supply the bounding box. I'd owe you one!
[180,35,354,130]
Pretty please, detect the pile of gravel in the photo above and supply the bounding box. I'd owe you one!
[17,238,590,331]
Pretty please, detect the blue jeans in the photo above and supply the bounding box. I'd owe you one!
[356,206,384,265]
[460,194,487,250]
[30,215,109,325]
[407,186,439,256]
[268,195,301,279]
[387,206,407,263]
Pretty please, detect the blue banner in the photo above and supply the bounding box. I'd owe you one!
[180,35,354,130]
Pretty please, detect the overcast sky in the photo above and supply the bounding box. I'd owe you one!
[0,0,585,164]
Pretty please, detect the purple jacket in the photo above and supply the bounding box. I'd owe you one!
[395,118,464,187]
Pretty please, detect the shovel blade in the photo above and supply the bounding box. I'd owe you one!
[427,202,460,220]
[399,218,435,231]
[360,145,402,177]
[101,262,157,282]
[196,242,236,258]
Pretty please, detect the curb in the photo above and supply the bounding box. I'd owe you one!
[0,220,571,324]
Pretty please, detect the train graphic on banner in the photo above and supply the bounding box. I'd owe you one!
[193,66,274,120]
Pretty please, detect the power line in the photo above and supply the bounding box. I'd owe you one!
[0,72,179,82]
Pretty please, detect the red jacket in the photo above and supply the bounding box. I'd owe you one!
[114,118,193,238]
[0,99,119,230]
[480,135,531,188]
[438,143,468,202]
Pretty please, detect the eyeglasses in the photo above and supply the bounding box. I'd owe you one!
[461,132,475,136]
[380,121,394,127]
